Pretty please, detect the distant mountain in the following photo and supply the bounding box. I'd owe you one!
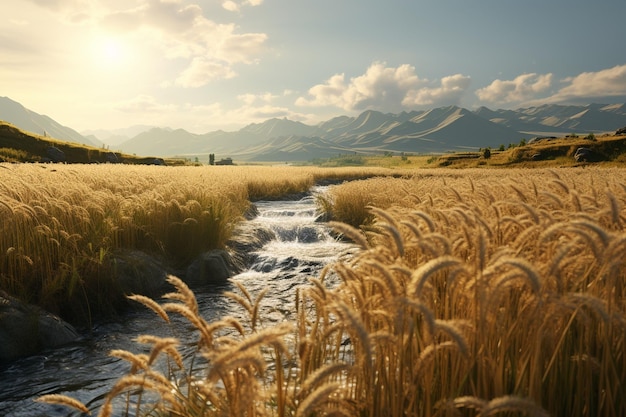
[0,96,96,146]
[475,103,626,135]
[3,97,626,162]
[120,127,208,156]
[82,125,155,146]
[115,103,626,161]
[239,118,317,138]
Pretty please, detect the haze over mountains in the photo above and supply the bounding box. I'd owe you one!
[2,96,626,162]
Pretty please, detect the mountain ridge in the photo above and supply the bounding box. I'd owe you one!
[2,96,626,162]
[0,96,97,147]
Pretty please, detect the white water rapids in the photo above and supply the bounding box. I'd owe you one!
[0,187,356,416]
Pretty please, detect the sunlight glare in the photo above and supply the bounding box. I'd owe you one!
[92,35,128,69]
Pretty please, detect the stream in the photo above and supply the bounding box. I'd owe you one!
[0,187,356,417]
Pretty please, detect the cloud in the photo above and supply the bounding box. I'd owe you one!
[296,62,470,112]
[115,94,177,113]
[403,74,471,107]
[222,0,264,12]
[28,0,268,87]
[477,65,626,107]
[542,64,626,103]
[237,92,279,105]
[176,58,237,87]
[475,73,553,104]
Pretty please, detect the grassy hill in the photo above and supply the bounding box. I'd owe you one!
[434,132,626,168]
[306,131,626,169]
[0,122,185,165]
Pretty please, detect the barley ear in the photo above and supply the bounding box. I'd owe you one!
[36,394,91,414]
[410,256,462,296]
[127,294,170,323]
[481,395,549,417]
[329,221,369,250]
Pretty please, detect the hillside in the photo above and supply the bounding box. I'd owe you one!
[0,122,179,165]
[0,96,96,146]
[433,131,626,168]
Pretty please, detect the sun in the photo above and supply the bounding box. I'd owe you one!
[91,35,128,69]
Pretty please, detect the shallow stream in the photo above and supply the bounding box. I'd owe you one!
[0,187,355,416]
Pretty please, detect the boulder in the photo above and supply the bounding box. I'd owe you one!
[0,291,79,362]
[574,147,600,162]
[185,250,234,287]
[110,250,169,296]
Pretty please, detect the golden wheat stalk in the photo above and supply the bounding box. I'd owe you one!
[36,394,91,415]
[127,294,170,323]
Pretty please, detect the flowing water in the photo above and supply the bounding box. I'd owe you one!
[0,188,355,417]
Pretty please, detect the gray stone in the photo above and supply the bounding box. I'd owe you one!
[0,291,79,362]
[185,250,233,287]
[110,250,169,296]
[574,147,599,162]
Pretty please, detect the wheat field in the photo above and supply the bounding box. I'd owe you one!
[25,166,626,416]
[0,163,395,322]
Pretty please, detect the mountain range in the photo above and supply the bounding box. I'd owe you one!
[2,96,626,162]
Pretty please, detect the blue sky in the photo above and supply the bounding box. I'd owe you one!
[1,0,625,133]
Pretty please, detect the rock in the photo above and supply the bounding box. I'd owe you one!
[185,250,233,287]
[0,291,79,362]
[110,250,169,296]
[616,126,626,136]
[574,147,599,162]
[45,146,66,163]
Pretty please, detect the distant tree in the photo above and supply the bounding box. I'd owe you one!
[483,147,491,159]
[585,133,596,141]
[519,138,526,146]
[498,144,505,151]
[209,153,215,165]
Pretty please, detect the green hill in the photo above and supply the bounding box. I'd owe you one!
[0,122,182,165]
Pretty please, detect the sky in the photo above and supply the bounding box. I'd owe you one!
[2,0,626,134]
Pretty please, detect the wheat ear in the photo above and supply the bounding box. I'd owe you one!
[36,394,91,414]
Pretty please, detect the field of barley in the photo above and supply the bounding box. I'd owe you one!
[0,163,393,324]
[4,164,625,416]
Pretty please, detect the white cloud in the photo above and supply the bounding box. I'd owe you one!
[477,65,626,107]
[403,74,471,107]
[222,1,239,12]
[175,58,237,87]
[296,62,471,112]
[475,73,553,104]
[222,0,264,12]
[237,92,279,105]
[27,0,268,87]
[115,94,177,113]
[542,64,626,103]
